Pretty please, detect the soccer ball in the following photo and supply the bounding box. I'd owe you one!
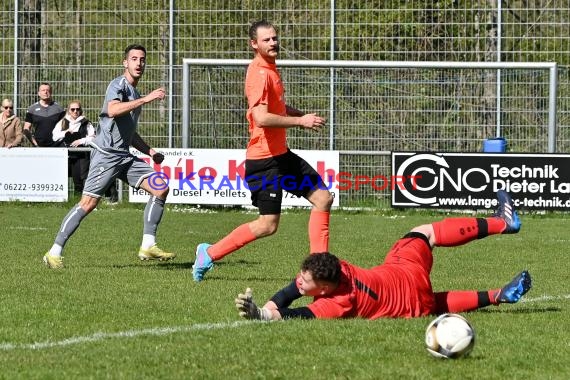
[425,313,475,359]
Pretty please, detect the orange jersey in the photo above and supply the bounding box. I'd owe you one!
[307,238,436,319]
[244,55,288,159]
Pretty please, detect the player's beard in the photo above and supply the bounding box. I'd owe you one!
[262,47,279,62]
[268,46,279,57]
[129,66,144,79]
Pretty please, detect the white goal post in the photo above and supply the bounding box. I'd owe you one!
[182,59,558,152]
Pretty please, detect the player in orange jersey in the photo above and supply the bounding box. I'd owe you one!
[235,191,531,320]
[193,20,333,282]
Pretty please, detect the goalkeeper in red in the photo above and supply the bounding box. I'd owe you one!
[235,190,532,320]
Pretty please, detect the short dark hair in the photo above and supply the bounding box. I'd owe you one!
[301,253,341,284]
[124,44,146,59]
[249,20,276,40]
[39,82,52,91]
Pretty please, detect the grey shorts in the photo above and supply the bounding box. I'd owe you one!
[83,149,153,198]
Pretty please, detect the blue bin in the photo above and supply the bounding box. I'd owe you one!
[483,137,507,153]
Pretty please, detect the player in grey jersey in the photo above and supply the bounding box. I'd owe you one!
[43,44,175,269]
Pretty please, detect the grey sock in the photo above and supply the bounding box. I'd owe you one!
[143,196,165,235]
[54,205,87,247]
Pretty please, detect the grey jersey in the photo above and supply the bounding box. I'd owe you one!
[93,75,142,154]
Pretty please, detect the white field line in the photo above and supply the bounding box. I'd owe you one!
[0,320,257,351]
[1,294,568,352]
[520,293,570,303]
[9,226,48,231]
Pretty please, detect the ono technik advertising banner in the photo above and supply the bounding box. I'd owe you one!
[392,152,570,210]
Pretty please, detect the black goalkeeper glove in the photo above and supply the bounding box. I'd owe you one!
[152,152,165,164]
[235,288,272,321]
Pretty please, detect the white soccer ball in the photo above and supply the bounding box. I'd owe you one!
[425,313,475,359]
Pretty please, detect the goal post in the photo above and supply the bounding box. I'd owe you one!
[182,58,558,152]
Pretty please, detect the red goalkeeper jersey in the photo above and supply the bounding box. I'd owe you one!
[306,237,437,319]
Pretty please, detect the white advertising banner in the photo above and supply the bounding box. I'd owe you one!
[129,148,340,207]
[0,148,68,202]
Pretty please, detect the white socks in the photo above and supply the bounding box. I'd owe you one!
[49,244,63,257]
[141,234,156,249]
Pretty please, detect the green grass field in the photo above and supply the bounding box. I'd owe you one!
[1,202,568,379]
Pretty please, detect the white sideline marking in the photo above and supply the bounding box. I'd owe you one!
[1,294,568,352]
[10,226,48,231]
[520,294,570,303]
[0,320,256,351]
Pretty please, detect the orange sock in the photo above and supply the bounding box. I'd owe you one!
[208,223,257,261]
[486,216,508,234]
[432,217,506,247]
[432,218,483,247]
[434,289,501,313]
[434,291,479,313]
[309,209,330,253]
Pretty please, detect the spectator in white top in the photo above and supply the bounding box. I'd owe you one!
[52,100,95,147]
[53,100,95,193]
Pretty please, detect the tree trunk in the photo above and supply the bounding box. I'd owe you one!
[159,21,168,119]
[40,0,48,67]
[19,0,42,108]
[75,0,82,68]
[482,0,498,139]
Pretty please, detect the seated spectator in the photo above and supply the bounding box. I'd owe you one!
[52,100,95,194]
[0,99,22,148]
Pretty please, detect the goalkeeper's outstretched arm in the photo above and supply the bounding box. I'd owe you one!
[267,280,302,309]
[235,288,315,321]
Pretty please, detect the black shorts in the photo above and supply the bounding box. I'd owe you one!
[245,150,326,215]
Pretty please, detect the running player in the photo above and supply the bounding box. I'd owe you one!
[43,44,175,269]
[235,191,532,320]
[193,20,333,282]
